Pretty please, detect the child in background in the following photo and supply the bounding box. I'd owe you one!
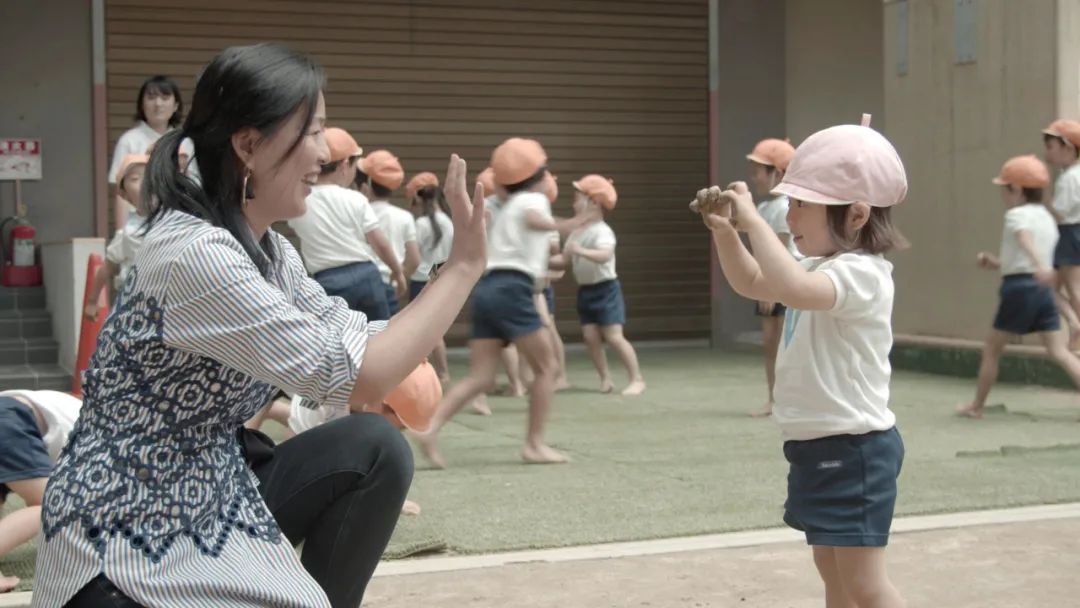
[0,390,81,592]
[565,175,646,395]
[1042,119,1080,348]
[84,154,150,321]
[408,172,454,382]
[359,150,420,316]
[693,116,907,608]
[958,155,1080,418]
[745,138,798,416]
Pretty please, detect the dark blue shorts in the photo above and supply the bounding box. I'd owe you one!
[1054,224,1080,268]
[384,282,400,316]
[993,274,1060,335]
[313,261,390,321]
[471,270,545,342]
[0,396,52,501]
[409,280,426,302]
[577,279,626,327]
[754,301,787,317]
[783,427,904,547]
[543,284,556,316]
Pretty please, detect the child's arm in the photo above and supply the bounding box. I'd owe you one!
[83,261,118,321]
[975,251,1001,270]
[1015,229,1056,285]
[525,208,599,235]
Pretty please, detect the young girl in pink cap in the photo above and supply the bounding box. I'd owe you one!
[693,116,908,608]
[745,138,798,417]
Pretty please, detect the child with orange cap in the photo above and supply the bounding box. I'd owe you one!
[957,155,1080,418]
[564,175,646,395]
[407,171,453,381]
[359,150,420,316]
[84,154,150,321]
[418,138,597,466]
[1042,119,1080,346]
[693,115,908,607]
[745,138,798,417]
[287,127,404,321]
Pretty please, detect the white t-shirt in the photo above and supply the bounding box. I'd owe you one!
[757,195,800,257]
[107,121,194,183]
[413,211,454,281]
[567,221,618,285]
[1000,203,1058,275]
[773,253,897,441]
[371,201,419,284]
[1053,164,1080,224]
[105,214,147,287]
[1,390,82,462]
[288,394,346,435]
[487,191,553,282]
[287,184,381,275]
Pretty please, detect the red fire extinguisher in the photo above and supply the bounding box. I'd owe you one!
[2,219,43,287]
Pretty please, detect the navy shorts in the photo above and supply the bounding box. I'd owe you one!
[472,270,545,342]
[754,301,787,317]
[409,280,426,302]
[313,261,390,321]
[993,274,1060,335]
[543,284,556,316]
[384,282,400,316]
[783,427,904,547]
[577,279,627,327]
[1054,224,1080,268]
[0,396,52,502]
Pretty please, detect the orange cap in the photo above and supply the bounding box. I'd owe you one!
[1043,119,1080,149]
[541,172,558,204]
[477,167,497,197]
[572,174,618,210]
[118,154,149,187]
[992,155,1050,189]
[325,127,363,163]
[384,360,443,432]
[746,138,796,171]
[405,172,439,201]
[491,138,547,186]
[361,150,405,191]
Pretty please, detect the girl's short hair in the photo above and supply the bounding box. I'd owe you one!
[825,204,909,255]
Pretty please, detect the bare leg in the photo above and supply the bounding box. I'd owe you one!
[417,339,503,468]
[432,339,451,383]
[582,324,613,393]
[813,546,856,608]
[833,546,906,608]
[752,315,782,417]
[1061,266,1080,343]
[535,294,569,391]
[600,325,646,396]
[1053,286,1080,350]
[514,329,569,464]
[501,345,526,397]
[0,477,47,592]
[1039,329,1080,397]
[957,329,1011,418]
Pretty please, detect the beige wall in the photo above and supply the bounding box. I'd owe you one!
[785,0,884,143]
[884,0,1059,340]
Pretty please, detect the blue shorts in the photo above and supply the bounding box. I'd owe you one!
[384,282,400,316]
[577,279,626,327]
[1054,224,1080,268]
[993,274,1060,335]
[472,270,545,342]
[409,280,426,302]
[783,427,904,547]
[0,396,52,502]
[543,284,556,316]
[754,301,787,317]
[313,261,390,321]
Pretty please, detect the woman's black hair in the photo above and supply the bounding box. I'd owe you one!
[416,185,450,246]
[503,167,547,194]
[135,75,184,128]
[143,44,324,278]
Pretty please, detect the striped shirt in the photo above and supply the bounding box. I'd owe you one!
[33,210,384,607]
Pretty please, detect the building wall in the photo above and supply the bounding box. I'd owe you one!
[884,0,1059,340]
[0,0,95,244]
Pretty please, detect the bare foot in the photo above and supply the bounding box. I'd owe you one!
[415,432,447,469]
[471,397,492,416]
[0,574,19,593]
[555,376,572,392]
[956,403,984,419]
[401,499,421,516]
[621,380,646,396]
[521,443,570,464]
[750,403,773,418]
[599,378,614,394]
[439,374,451,385]
[509,383,526,397]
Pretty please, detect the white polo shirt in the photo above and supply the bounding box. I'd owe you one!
[757,195,800,258]
[487,191,552,283]
[567,221,617,285]
[1,390,82,462]
[370,201,419,284]
[108,121,193,183]
[413,211,454,281]
[1000,203,1058,275]
[1052,163,1080,224]
[287,184,381,275]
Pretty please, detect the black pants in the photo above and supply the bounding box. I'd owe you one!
[65,413,414,608]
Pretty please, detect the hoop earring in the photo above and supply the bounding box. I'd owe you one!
[242,168,254,209]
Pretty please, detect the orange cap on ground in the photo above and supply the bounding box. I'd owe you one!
[992,155,1050,189]
[405,172,439,201]
[491,138,547,186]
[746,138,796,171]
[572,174,618,210]
[384,360,443,433]
[325,127,363,163]
[361,150,405,191]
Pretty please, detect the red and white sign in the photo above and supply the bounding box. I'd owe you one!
[0,138,42,180]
